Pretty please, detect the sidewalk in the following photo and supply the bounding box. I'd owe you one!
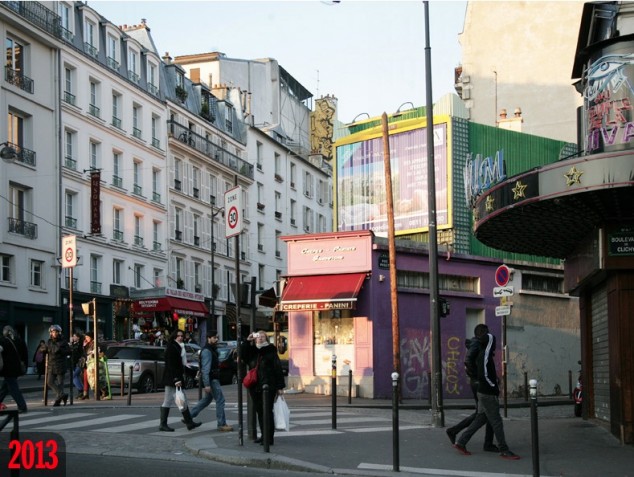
[13,374,634,476]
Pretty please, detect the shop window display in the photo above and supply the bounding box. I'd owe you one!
[313,311,354,376]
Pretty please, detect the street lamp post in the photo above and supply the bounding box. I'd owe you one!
[209,207,224,335]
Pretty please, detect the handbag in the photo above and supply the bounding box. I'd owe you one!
[243,356,261,389]
[273,395,290,432]
[174,385,188,411]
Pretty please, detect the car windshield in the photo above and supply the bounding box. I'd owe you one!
[106,347,138,359]
[217,348,233,359]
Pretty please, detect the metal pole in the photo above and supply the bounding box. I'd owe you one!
[127,365,133,406]
[263,384,270,452]
[235,175,244,446]
[93,299,99,401]
[381,113,401,396]
[68,267,74,406]
[248,276,257,439]
[392,372,400,472]
[530,379,540,477]
[424,0,444,427]
[331,354,337,429]
[503,315,508,417]
[348,369,352,404]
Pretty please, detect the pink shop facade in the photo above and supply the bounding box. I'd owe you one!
[281,230,506,400]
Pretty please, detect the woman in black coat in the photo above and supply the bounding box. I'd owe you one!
[158,329,201,432]
[241,330,286,445]
[0,325,28,413]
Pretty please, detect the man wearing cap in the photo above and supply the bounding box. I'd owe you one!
[189,331,233,432]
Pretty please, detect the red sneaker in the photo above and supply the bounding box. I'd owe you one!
[453,443,472,456]
[0,403,7,410]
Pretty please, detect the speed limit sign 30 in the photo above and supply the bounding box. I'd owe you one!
[224,186,243,238]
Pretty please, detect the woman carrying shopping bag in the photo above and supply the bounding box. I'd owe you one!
[158,329,201,432]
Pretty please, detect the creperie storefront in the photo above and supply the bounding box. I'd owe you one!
[280,231,374,395]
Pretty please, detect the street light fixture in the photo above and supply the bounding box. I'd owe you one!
[394,102,415,116]
[0,142,17,162]
[350,112,370,123]
[209,207,224,334]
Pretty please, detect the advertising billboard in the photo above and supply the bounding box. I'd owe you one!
[335,118,451,236]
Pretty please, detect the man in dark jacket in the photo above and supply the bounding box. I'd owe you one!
[0,325,28,413]
[189,331,232,431]
[158,329,201,432]
[242,330,286,445]
[45,324,71,406]
[453,331,520,460]
[446,324,497,452]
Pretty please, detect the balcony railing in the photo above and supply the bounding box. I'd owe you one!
[64,155,76,170]
[113,229,123,241]
[112,175,123,188]
[4,142,36,167]
[152,191,161,203]
[147,83,159,96]
[134,235,144,247]
[127,70,140,84]
[63,91,76,106]
[90,281,101,294]
[64,276,78,289]
[132,127,142,139]
[83,42,97,58]
[8,217,37,239]
[5,66,34,94]
[111,116,122,129]
[152,137,161,149]
[64,216,77,228]
[133,184,143,196]
[153,241,162,251]
[167,120,253,179]
[88,104,100,118]
[107,57,119,70]
[60,27,73,43]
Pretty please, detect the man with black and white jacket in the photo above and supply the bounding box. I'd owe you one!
[453,331,521,460]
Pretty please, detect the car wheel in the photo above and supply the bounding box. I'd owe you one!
[138,373,155,394]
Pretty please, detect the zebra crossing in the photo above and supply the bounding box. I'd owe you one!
[16,405,428,438]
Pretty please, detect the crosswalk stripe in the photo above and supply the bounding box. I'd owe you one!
[347,425,428,433]
[290,416,389,425]
[20,412,96,426]
[34,414,142,430]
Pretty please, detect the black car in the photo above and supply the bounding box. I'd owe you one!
[217,345,238,385]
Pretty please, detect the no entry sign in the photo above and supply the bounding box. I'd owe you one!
[495,264,511,287]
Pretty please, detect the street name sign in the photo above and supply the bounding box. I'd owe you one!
[495,305,511,316]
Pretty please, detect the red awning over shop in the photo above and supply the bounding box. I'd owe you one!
[133,297,208,318]
[279,273,368,312]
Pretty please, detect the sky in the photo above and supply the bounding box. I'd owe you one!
[90,0,467,124]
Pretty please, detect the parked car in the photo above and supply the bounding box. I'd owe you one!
[105,344,198,393]
[217,345,238,385]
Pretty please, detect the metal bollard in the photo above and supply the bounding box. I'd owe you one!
[568,370,572,399]
[44,354,49,406]
[392,372,400,472]
[153,361,158,392]
[120,361,125,396]
[530,379,540,477]
[348,369,353,404]
[427,371,432,405]
[69,355,74,406]
[262,384,270,453]
[127,365,133,406]
[524,372,529,401]
[331,354,337,430]
[198,349,203,400]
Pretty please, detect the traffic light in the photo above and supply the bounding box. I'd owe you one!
[439,297,450,317]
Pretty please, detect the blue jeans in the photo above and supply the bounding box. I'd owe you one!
[0,377,27,411]
[190,379,227,426]
[457,393,510,452]
[72,366,84,392]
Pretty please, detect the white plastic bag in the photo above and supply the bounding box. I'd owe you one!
[273,395,290,431]
[174,385,188,411]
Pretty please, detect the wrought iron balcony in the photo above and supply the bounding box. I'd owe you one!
[152,191,161,203]
[112,175,123,188]
[60,27,73,43]
[90,281,101,294]
[83,42,97,58]
[147,83,159,96]
[128,70,140,84]
[64,155,76,170]
[64,216,77,228]
[152,137,161,149]
[63,91,75,106]
[134,235,144,247]
[132,127,142,139]
[112,229,124,241]
[64,276,78,289]
[5,66,34,93]
[167,120,253,179]
[107,57,119,70]
[4,1,64,40]
[4,142,35,167]
[153,241,162,251]
[111,116,122,129]
[8,217,37,239]
[133,184,143,196]
[88,104,100,118]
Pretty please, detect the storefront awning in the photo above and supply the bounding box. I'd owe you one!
[279,273,368,312]
[133,297,208,318]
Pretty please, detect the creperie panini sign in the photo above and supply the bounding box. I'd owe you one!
[280,301,355,312]
[286,234,372,275]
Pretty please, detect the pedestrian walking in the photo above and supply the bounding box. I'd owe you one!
[158,329,202,432]
[45,324,71,406]
[446,324,498,452]
[32,340,46,380]
[241,330,286,445]
[189,331,233,431]
[70,332,86,400]
[453,331,520,460]
[0,325,28,413]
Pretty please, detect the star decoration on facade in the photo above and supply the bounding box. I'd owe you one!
[564,166,584,186]
[512,180,527,200]
[485,195,495,212]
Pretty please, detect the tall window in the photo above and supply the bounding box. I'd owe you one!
[7,111,24,147]
[112,93,121,128]
[152,169,160,202]
[148,63,158,90]
[134,264,143,288]
[274,152,281,175]
[89,81,99,117]
[9,184,27,222]
[113,259,123,284]
[113,208,122,240]
[128,49,139,83]
[133,161,141,191]
[5,37,24,74]
[64,67,72,95]
[153,221,160,250]
[30,260,43,288]
[58,2,72,38]
[64,130,74,168]
[0,255,11,283]
[89,141,98,169]
[64,191,76,228]
[193,167,200,198]
[176,258,184,285]
[107,34,118,69]
[134,215,143,246]
[90,255,101,294]
[290,162,296,187]
[112,152,121,186]
[256,141,263,169]
[84,19,95,47]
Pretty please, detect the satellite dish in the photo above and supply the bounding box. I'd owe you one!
[0,145,17,161]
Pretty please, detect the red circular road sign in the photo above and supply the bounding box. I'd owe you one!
[64,247,74,263]
[227,205,239,230]
[495,265,511,287]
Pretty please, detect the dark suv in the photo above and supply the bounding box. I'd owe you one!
[105,344,199,393]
